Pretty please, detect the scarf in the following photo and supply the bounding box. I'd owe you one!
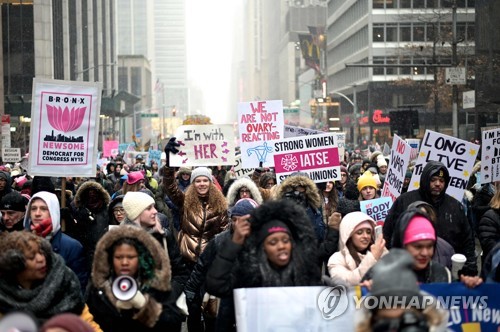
[0,253,84,322]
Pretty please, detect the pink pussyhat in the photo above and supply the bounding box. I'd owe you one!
[403,216,436,245]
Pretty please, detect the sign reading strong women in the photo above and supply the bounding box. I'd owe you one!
[273,133,340,184]
[28,78,102,177]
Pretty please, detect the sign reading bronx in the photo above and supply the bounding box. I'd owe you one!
[273,133,340,184]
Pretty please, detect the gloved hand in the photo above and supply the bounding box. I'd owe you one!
[116,291,147,310]
[164,137,180,155]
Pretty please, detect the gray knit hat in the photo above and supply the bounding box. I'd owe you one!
[190,167,212,184]
[122,191,155,221]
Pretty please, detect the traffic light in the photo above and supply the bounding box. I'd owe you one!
[327,104,341,131]
[389,110,419,137]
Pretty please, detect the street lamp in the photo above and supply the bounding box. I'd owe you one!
[74,62,116,79]
[331,87,358,145]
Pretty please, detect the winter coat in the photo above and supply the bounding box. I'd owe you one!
[163,166,228,263]
[123,215,190,303]
[0,251,98,329]
[273,174,325,241]
[327,215,388,286]
[86,225,185,331]
[23,191,88,291]
[67,181,111,272]
[226,177,263,208]
[481,242,500,282]
[383,161,478,276]
[206,200,321,298]
[473,183,496,223]
[478,208,500,260]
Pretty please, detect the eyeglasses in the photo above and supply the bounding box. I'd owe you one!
[113,208,125,215]
[285,186,306,193]
[341,173,348,178]
[239,189,251,194]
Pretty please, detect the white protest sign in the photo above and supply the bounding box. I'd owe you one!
[360,197,393,226]
[238,100,284,168]
[233,286,356,332]
[406,138,420,161]
[169,125,235,166]
[233,154,255,179]
[409,130,479,201]
[463,90,475,109]
[284,125,345,161]
[381,134,412,202]
[2,148,21,163]
[28,78,102,177]
[481,127,500,184]
[273,133,340,184]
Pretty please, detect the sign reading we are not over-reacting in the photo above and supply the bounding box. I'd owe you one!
[273,133,340,184]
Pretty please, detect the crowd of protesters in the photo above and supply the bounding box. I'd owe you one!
[0,138,498,332]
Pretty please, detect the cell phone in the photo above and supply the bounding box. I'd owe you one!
[374,225,383,240]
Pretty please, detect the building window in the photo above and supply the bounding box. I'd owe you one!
[373,25,384,42]
[387,57,397,75]
[400,58,412,75]
[118,67,128,91]
[426,0,438,8]
[386,0,397,8]
[387,24,398,41]
[373,0,385,8]
[131,67,142,96]
[373,57,385,75]
[413,0,425,8]
[400,24,412,41]
[413,24,425,41]
[400,0,412,8]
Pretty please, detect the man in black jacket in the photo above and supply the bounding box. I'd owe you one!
[383,160,478,276]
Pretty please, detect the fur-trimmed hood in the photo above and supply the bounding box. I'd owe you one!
[236,200,321,287]
[91,225,171,299]
[74,180,111,208]
[226,177,263,207]
[273,174,322,209]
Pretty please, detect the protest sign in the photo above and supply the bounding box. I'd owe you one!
[284,125,346,162]
[381,134,412,202]
[169,125,235,166]
[359,197,393,225]
[28,78,102,177]
[273,133,340,184]
[233,154,255,179]
[409,130,479,201]
[147,149,162,166]
[238,100,284,168]
[2,148,21,163]
[103,140,119,158]
[234,286,356,332]
[481,127,500,184]
[406,138,421,161]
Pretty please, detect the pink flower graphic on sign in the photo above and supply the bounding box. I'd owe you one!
[46,105,87,133]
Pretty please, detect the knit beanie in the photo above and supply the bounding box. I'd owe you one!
[403,215,436,245]
[178,167,192,176]
[0,191,27,212]
[376,156,387,168]
[122,191,155,221]
[370,249,421,300]
[126,171,145,185]
[230,198,259,218]
[257,220,291,244]
[190,167,212,184]
[357,171,378,191]
[40,313,94,332]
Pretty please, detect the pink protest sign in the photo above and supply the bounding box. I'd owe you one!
[103,140,119,158]
[28,78,102,177]
[273,133,340,184]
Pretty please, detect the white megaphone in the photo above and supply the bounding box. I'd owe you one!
[112,275,138,301]
[451,254,467,281]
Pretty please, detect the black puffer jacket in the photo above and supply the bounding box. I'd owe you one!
[383,161,477,276]
[478,208,500,260]
[205,200,321,298]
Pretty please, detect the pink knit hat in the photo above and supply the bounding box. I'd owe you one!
[403,216,436,245]
[126,171,145,185]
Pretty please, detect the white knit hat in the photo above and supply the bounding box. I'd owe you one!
[122,191,155,221]
[190,167,212,184]
[376,156,387,168]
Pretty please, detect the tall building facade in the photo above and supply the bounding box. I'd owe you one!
[153,0,189,122]
[326,0,476,143]
[0,0,132,153]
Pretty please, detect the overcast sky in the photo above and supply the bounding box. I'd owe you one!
[186,0,241,124]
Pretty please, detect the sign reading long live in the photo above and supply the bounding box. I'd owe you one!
[273,133,340,184]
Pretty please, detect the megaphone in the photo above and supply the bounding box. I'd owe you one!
[112,275,138,301]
